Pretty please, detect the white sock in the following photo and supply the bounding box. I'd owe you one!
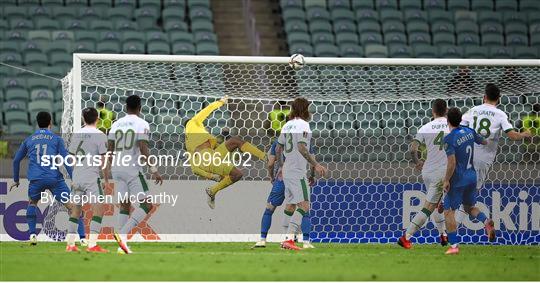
[67,217,79,246]
[88,217,103,248]
[117,209,129,232]
[282,211,292,234]
[119,205,149,236]
[405,208,430,240]
[286,209,304,240]
[431,210,446,235]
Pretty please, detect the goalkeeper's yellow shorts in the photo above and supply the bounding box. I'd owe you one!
[195,143,234,176]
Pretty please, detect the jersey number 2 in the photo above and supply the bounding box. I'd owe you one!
[465,145,473,169]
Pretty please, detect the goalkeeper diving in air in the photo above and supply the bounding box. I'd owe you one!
[185,95,267,209]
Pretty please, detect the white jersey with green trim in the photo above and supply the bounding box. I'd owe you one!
[278,118,312,179]
[414,117,449,174]
[108,114,150,176]
[69,126,108,184]
[461,103,514,164]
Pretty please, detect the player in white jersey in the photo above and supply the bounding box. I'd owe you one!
[398,99,450,249]
[277,98,327,251]
[457,84,532,224]
[65,107,110,253]
[108,95,163,254]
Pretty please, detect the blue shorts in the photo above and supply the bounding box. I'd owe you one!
[28,179,71,203]
[266,180,285,207]
[443,182,477,210]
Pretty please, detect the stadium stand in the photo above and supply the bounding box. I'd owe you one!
[0,0,218,135]
[280,0,540,58]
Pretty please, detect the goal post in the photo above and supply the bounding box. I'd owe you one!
[60,54,539,244]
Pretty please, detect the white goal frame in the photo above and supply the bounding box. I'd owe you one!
[70,53,540,133]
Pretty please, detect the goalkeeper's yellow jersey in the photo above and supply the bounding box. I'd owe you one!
[185,100,224,152]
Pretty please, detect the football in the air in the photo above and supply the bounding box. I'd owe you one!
[288,53,305,70]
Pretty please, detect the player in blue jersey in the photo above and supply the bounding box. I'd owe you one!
[442,108,495,255]
[252,138,316,249]
[10,112,76,245]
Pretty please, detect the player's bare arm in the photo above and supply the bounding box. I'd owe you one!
[443,155,456,193]
[298,142,326,176]
[139,140,163,185]
[409,140,424,172]
[506,129,533,141]
[267,153,276,183]
[309,157,316,186]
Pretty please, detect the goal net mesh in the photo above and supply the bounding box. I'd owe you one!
[61,57,540,245]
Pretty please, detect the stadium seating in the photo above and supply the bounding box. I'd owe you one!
[0,0,220,134]
[281,0,540,58]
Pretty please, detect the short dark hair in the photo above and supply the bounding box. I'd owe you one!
[82,107,99,125]
[126,95,141,112]
[96,101,105,108]
[432,99,447,117]
[447,107,462,127]
[36,112,52,128]
[289,97,311,121]
[485,83,500,102]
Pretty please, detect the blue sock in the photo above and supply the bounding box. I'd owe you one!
[260,208,273,239]
[448,231,458,245]
[26,204,37,235]
[473,212,487,223]
[78,215,86,239]
[301,213,310,241]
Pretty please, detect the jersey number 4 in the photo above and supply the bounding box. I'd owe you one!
[434,131,444,150]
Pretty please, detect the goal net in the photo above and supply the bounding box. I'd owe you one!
[60,55,540,245]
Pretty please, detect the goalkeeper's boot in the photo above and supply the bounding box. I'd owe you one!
[113,232,132,254]
[445,246,459,255]
[484,219,496,242]
[86,245,109,253]
[66,245,80,253]
[281,239,302,251]
[80,238,88,247]
[302,241,315,249]
[440,234,449,246]
[29,233,37,246]
[252,240,266,248]
[397,235,412,249]
[205,188,215,209]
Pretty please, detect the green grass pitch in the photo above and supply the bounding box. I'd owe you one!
[1,242,539,281]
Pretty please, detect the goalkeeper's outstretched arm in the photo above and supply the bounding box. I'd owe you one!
[189,96,228,127]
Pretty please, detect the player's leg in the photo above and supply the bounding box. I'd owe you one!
[117,173,154,253]
[400,176,444,248]
[86,179,108,253]
[114,174,130,233]
[462,184,495,242]
[223,136,266,160]
[431,204,448,246]
[26,181,42,245]
[112,173,132,254]
[283,177,310,250]
[443,186,464,255]
[301,210,313,248]
[456,161,489,225]
[51,180,80,252]
[254,180,285,248]
[78,214,87,246]
[205,164,242,209]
